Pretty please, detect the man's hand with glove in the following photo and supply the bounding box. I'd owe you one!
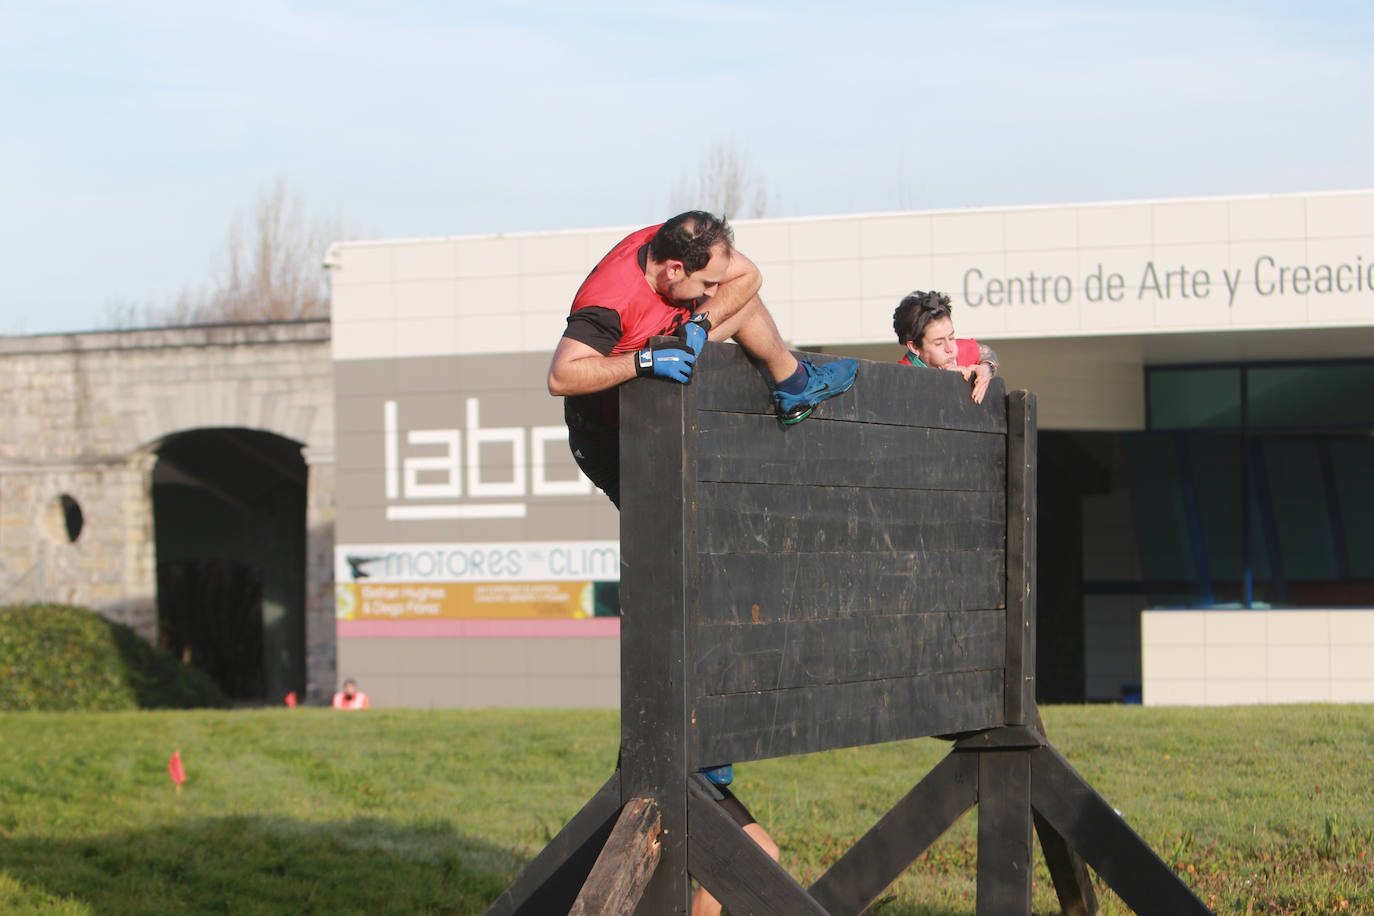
[635,312,711,384]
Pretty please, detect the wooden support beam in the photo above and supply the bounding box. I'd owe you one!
[1004,390,1037,725]
[569,797,662,916]
[1034,810,1101,916]
[808,751,978,916]
[976,750,1034,916]
[619,375,695,913]
[484,771,623,916]
[687,778,830,916]
[954,725,1046,751]
[1029,745,1213,915]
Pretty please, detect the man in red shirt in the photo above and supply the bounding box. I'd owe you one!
[548,210,858,507]
[550,212,841,915]
[892,289,999,403]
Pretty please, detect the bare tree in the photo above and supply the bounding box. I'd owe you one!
[108,179,349,328]
[669,143,770,220]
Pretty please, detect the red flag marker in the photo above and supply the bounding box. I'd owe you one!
[284,692,297,707]
[169,750,186,794]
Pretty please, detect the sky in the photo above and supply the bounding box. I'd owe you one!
[2,1,1371,335]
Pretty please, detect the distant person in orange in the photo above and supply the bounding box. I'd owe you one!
[332,678,370,709]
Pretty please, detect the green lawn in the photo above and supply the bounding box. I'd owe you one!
[1,705,1370,914]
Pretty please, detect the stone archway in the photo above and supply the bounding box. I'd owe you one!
[152,428,307,703]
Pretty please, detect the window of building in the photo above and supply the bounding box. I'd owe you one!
[1133,361,1374,609]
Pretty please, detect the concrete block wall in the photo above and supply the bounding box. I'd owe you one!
[1143,608,1374,704]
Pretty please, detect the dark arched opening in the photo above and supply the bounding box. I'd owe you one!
[153,428,306,703]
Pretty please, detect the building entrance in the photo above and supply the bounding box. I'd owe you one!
[152,428,307,702]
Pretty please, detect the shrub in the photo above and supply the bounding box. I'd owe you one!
[0,603,228,711]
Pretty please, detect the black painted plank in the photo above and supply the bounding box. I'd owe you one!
[697,482,1005,555]
[686,339,778,416]
[976,749,1034,915]
[694,668,1005,764]
[686,777,831,916]
[484,771,622,916]
[1026,710,1098,916]
[1029,745,1214,916]
[1004,390,1038,725]
[691,342,1009,434]
[808,751,978,916]
[696,609,1005,696]
[618,376,694,915]
[698,410,1007,491]
[1034,810,1101,916]
[699,549,1006,625]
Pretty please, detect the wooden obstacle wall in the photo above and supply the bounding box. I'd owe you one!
[615,342,1032,911]
[620,342,1028,768]
[488,342,1209,916]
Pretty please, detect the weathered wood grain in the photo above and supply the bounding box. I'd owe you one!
[697,549,1007,626]
[693,668,1005,765]
[695,609,1005,696]
[569,797,662,916]
[697,410,1007,491]
[696,482,1005,556]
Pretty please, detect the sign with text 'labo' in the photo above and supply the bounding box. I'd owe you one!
[333,352,621,624]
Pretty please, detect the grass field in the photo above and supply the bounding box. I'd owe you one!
[1,704,1371,915]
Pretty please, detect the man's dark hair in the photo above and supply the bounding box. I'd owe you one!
[649,210,734,274]
[893,290,953,346]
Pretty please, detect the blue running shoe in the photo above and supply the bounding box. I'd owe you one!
[771,356,858,425]
[698,764,734,786]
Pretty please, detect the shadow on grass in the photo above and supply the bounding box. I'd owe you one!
[1,815,1055,916]
[0,815,525,915]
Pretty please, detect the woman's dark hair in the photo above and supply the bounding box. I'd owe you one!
[649,211,734,274]
[892,290,953,346]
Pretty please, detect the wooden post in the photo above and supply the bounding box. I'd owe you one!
[687,778,829,915]
[976,750,1034,915]
[808,752,978,915]
[1030,745,1213,916]
[618,375,695,914]
[569,797,662,916]
[484,772,623,916]
[1035,810,1102,916]
[1005,390,1037,725]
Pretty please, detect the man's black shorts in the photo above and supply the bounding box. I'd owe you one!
[565,398,620,509]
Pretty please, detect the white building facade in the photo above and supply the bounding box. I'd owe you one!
[329,190,1374,708]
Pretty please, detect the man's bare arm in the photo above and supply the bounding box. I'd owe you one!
[547,336,638,396]
[700,250,763,340]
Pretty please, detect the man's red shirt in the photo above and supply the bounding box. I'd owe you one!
[563,224,693,355]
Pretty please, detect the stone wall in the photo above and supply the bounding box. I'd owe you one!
[0,321,336,702]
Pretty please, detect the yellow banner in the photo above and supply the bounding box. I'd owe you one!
[335,581,604,620]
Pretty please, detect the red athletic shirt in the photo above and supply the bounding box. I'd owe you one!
[561,225,697,429]
[899,338,982,368]
[562,224,693,355]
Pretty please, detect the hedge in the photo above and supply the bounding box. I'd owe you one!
[0,603,228,711]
